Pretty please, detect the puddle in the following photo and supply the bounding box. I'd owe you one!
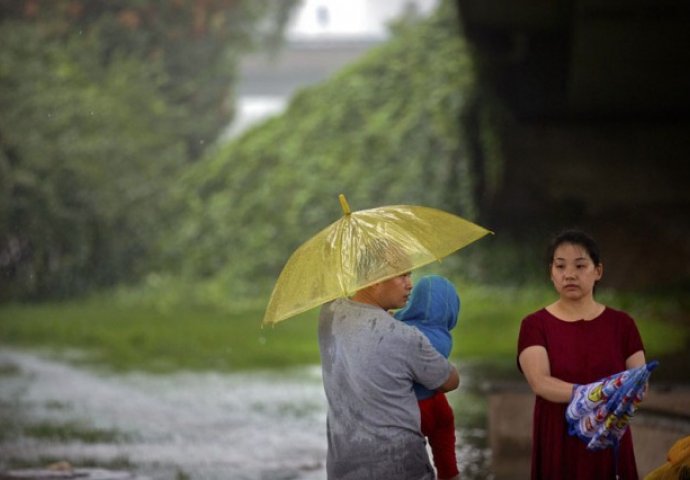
[0,349,492,480]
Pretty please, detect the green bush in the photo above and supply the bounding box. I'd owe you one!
[161,1,487,300]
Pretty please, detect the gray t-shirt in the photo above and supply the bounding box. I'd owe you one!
[318,298,452,480]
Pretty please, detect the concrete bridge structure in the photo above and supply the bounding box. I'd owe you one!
[455,0,690,290]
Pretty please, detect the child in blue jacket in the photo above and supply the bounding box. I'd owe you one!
[395,275,461,480]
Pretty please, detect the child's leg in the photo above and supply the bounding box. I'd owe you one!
[419,393,459,479]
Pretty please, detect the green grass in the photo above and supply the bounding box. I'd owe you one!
[23,421,129,443]
[453,284,689,359]
[0,284,687,373]
[0,299,321,372]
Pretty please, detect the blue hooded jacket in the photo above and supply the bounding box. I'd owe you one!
[394,275,460,400]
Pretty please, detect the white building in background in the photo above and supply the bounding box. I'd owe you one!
[286,0,437,41]
[225,0,439,138]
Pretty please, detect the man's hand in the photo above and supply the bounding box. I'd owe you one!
[438,364,459,392]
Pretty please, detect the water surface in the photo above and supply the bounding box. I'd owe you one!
[0,349,493,479]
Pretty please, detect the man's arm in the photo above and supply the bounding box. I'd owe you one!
[438,363,459,392]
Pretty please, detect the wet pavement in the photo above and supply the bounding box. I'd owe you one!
[0,349,327,480]
[0,349,492,480]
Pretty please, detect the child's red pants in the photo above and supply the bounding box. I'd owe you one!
[419,391,460,479]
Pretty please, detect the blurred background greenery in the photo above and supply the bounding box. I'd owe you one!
[0,279,686,377]
[0,0,688,375]
[0,267,689,382]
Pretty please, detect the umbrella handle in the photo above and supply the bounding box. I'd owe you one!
[339,194,351,216]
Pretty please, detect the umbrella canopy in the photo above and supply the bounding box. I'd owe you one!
[262,194,492,326]
[644,435,690,480]
[566,360,659,451]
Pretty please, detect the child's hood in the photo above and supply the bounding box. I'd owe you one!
[395,275,460,331]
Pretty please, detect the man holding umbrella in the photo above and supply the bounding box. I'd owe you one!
[263,195,491,480]
[318,238,460,480]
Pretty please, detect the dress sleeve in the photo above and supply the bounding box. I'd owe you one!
[621,311,645,358]
[516,312,546,372]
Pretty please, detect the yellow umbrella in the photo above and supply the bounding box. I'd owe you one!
[644,436,690,480]
[262,194,492,326]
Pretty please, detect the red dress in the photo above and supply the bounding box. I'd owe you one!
[517,307,645,480]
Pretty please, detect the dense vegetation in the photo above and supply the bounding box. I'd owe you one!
[2,0,495,302]
[159,1,500,300]
[0,0,297,300]
[0,0,514,304]
[3,0,683,308]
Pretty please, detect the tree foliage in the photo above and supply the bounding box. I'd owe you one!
[0,0,297,300]
[163,1,484,298]
[0,0,296,157]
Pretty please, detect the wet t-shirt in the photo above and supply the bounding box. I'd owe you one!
[318,298,451,480]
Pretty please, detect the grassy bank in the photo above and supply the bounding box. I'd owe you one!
[0,284,687,373]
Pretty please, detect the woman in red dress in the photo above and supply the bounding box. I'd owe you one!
[518,229,646,479]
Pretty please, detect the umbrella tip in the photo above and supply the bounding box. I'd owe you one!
[338,194,351,216]
[647,360,660,371]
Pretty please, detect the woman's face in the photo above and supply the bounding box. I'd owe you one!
[550,242,603,300]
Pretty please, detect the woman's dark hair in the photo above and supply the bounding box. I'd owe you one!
[546,229,602,266]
